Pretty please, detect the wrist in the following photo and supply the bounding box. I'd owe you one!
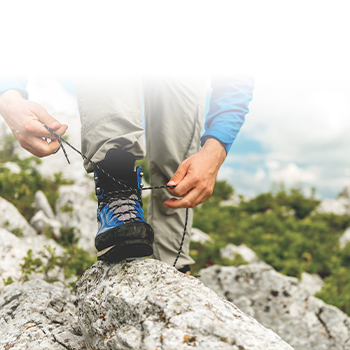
[0,90,24,115]
[202,138,226,162]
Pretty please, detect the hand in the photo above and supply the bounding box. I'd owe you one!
[164,138,226,209]
[0,90,68,157]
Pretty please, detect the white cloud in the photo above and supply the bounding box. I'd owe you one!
[269,163,318,186]
[226,78,350,198]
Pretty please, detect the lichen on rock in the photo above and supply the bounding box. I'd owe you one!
[76,258,293,350]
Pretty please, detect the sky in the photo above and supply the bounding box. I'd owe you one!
[20,75,350,200]
[1,1,350,199]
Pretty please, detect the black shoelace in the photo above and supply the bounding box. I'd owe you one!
[42,123,188,268]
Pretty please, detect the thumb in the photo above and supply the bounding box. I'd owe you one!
[167,160,189,187]
[31,102,62,130]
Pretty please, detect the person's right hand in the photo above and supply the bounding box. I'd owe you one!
[0,89,68,157]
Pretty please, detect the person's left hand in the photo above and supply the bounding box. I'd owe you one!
[164,138,226,209]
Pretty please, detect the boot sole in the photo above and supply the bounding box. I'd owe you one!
[95,221,154,262]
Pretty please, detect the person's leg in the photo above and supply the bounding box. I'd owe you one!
[76,76,153,261]
[77,75,145,173]
[143,75,207,269]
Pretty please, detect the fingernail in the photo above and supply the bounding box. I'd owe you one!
[50,121,61,129]
[168,181,176,187]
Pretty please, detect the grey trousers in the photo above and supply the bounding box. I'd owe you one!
[76,75,207,268]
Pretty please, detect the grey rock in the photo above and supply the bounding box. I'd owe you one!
[0,279,86,350]
[340,227,350,248]
[191,227,212,244]
[76,258,293,350]
[30,209,62,237]
[199,264,350,350]
[300,271,324,295]
[2,161,21,174]
[317,197,350,216]
[0,197,36,237]
[220,243,262,264]
[55,185,97,254]
[34,190,55,219]
[220,193,242,207]
[0,228,66,289]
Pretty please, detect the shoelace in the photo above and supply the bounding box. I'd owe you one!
[42,123,188,268]
[98,191,140,223]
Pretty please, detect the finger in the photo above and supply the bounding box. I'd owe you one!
[164,187,200,209]
[25,137,62,157]
[28,121,68,139]
[167,161,189,193]
[168,173,200,197]
[30,102,63,130]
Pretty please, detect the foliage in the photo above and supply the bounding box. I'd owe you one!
[2,276,14,286]
[316,265,350,316]
[191,180,350,315]
[0,136,72,221]
[19,242,96,291]
[44,227,97,290]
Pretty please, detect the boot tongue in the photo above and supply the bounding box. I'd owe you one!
[97,148,137,188]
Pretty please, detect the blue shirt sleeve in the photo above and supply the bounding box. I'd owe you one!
[0,76,29,99]
[201,75,254,154]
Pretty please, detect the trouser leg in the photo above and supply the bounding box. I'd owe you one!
[143,75,207,269]
[76,76,145,173]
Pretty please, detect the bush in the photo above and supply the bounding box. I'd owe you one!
[0,141,72,221]
[191,181,350,316]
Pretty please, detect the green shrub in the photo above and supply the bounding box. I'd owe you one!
[192,181,350,316]
[0,150,72,221]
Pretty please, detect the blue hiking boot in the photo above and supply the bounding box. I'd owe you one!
[94,148,154,262]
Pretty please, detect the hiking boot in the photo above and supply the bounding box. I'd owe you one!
[94,148,154,262]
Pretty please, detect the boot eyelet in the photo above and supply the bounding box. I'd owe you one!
[140,172,144,177]
[96,187,101,195]
[140,183,144,188]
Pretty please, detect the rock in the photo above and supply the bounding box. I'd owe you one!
[299,272,324,295]
[2,161,21,174]
[191,227,212,244]
[0,279,86,349]
[34,190,55,219]
[55,185,97,254]
[316,186,350,216]
[220,243,262,264]
[76,258,293,350]
[220,193,242,207]
[341,186,350,199]
[339,227,350,249]
[0,228,66,289]
[0,197,36,237]
[199,264,350,350]
[30,210,62,237]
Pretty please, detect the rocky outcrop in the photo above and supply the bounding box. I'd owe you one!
[199,264,350,350]
[55,185,97,254]
[340,227,350,248]
[0,197,36,237]
[191,227,212,244]
[30,209,62,236]
[317,186,350,216]
[0,279,86,350]
[34,190,55,219]
[0,228,66,289]
[76,258,293,350]
[220,243,262,264]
